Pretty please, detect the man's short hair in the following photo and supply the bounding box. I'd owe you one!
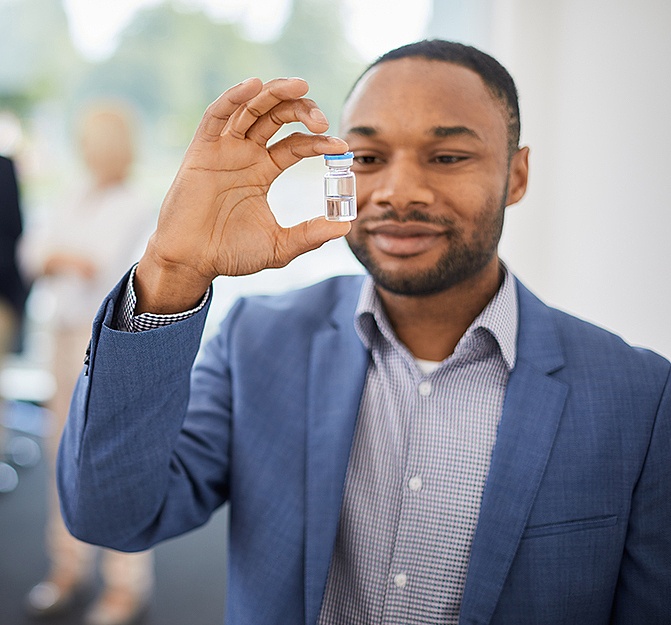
[349,40,521,156]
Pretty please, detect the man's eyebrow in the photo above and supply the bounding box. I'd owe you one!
[431,126,482,140]
[344,125,482,140]
[344,126,378,137]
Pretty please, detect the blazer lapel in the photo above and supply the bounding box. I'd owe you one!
[459,281,569,625]
[304,282,370,625]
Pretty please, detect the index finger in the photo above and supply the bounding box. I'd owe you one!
[246,98,329,146]
[196,78,263,142]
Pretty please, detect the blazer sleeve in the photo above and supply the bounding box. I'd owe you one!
[610,361,671,622]
[56,271,237,552]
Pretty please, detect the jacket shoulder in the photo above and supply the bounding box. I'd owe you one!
[517,280,670,381]
[554,304,667,369]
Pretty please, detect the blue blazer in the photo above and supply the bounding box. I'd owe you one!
[58,273,671,624]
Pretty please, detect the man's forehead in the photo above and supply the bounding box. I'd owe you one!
[340,58,508,139]
[344,58,483,105]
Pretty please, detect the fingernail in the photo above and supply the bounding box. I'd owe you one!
[310,109,328,124]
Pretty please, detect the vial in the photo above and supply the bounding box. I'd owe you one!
[324,152,357,221]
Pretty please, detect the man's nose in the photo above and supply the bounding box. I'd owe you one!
[369,157,435,212]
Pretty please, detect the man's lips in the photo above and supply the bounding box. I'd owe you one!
[365,222,448,256]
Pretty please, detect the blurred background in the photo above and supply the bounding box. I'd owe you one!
[0,0,669,623]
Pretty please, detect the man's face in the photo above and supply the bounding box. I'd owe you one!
[341,58,528,296]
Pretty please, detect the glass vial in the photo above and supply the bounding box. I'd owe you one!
[324,152,357,221]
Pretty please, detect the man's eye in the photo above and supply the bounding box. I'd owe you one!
[434,155,466,164]
[354,155,380,165]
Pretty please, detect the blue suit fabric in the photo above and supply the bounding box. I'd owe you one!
[57,272,671,624]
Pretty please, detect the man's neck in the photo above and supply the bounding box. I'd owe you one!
[376,260,503,362]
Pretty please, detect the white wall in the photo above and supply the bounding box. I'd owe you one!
[430,0,671,358]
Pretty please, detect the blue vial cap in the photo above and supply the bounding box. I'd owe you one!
[324,152,354,166]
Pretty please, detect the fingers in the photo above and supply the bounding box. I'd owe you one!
[226,78,312,140]
[196,77,331,147]
[268,133,349,173]
[272,217,352,268]
[246,98,329,146]
[197,78,263,141]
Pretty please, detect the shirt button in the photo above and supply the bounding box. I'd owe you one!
[418,381,432,396]
[408,476,423,492]
[393,572,408,588]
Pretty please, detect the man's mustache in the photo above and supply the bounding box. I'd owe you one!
[359,209,457,228]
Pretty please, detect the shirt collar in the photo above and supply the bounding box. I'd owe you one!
[354,264,518,372]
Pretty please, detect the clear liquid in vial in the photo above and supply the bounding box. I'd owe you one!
[325,195,357,222]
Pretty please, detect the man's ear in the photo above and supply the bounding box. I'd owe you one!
[506,146,530,206]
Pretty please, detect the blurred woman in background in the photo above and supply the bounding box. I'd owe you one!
[21,102,156,625]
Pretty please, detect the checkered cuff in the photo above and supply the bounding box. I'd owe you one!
[115,264,210,332]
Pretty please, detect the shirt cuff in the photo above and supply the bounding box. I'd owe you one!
[114,264,211,332]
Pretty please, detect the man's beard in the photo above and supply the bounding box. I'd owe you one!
[346,197,506,297]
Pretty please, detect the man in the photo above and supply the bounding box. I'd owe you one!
[0,154,29,493]
[57,40,671,624]
[0,155,26,345]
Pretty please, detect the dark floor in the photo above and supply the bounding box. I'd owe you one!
[0,401,228,625]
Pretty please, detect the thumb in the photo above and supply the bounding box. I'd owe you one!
[274,216,351,267]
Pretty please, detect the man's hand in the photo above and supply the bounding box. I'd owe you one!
[43,252,97,280]
[135,77,351,314]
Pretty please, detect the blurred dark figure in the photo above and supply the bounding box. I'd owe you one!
[0,154,29,494]
[0,155,27,352]
[21,103,155,625]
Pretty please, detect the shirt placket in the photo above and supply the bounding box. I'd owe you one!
[381,366,436,622]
